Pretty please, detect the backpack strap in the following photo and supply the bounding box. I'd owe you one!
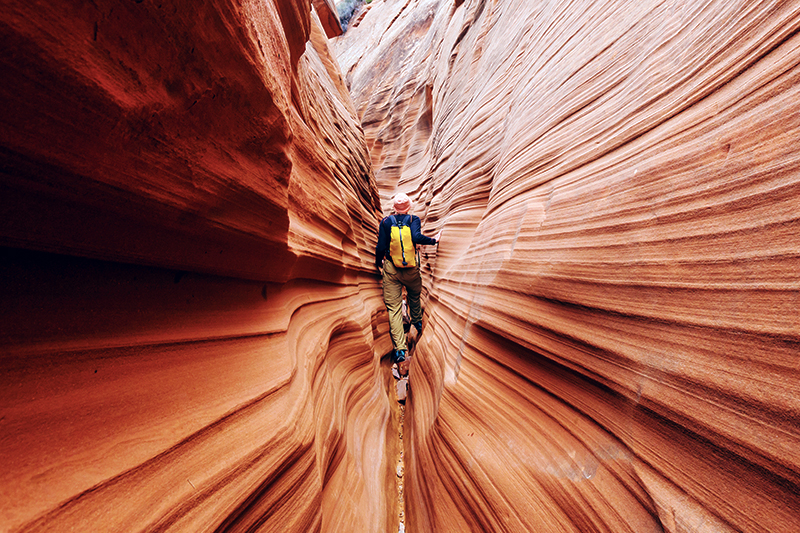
[389,214,413,225]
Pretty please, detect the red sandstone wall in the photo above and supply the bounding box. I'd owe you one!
[335,0,800,531]
[0,1,390,531]
[4,0,800,531]
[312,0,345,37]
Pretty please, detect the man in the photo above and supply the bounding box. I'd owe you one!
[375,193,439,367]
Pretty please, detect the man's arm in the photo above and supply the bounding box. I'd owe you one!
[410,216,437,246]
[375,218,389,269]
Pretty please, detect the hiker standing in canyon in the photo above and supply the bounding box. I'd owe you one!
[375,193,439,377]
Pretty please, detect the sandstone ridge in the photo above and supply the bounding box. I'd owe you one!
[335,0,800,531]
[2,1,392,531]
[1,0,799,532]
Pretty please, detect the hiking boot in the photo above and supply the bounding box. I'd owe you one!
[394,349,406,363]
[413,321,422,336]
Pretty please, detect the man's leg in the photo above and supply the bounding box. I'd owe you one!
[402,266,424,327]
[383,262,407,352]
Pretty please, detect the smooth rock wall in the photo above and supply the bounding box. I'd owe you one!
[1,1,392,531]
[335,0,800,531]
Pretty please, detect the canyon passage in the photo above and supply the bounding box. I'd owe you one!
[1,0,799,532]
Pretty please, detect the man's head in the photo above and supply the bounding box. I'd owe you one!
[392,193,412,214]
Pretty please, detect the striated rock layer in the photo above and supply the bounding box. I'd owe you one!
[1,1,395,532]
[335,0,800,531]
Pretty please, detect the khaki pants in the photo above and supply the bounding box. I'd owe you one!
[382,260,423,352]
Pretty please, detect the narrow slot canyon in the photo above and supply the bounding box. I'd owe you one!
[1,1,799,532]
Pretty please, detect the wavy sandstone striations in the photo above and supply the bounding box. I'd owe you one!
[1,1,394,532]
[334,0,800,531]
[2,0,800,532]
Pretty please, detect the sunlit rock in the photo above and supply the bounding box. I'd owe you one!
[335,0,800,531]
[3,0,799,531]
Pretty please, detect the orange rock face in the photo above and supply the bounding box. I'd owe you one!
[1,1,391,531]
[335,0,800,531]
[312,0,345,38]
[3,0,800,532]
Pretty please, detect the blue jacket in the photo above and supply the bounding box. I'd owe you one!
[375,214,437,269]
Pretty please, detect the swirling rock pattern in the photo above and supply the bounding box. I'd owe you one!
[1,1,391,532]
[3,0,800,531]
[335,0,800,531]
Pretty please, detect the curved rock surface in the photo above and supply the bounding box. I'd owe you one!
[334,0,800,531]
[3,0,800,532]
[1,1,392,531]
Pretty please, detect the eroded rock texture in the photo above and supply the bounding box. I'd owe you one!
[335,0,800,531]
[1,1,394,532]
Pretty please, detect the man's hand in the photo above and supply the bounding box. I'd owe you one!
[435,229,443,244]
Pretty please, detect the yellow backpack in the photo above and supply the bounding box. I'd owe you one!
[389,215,416,268]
